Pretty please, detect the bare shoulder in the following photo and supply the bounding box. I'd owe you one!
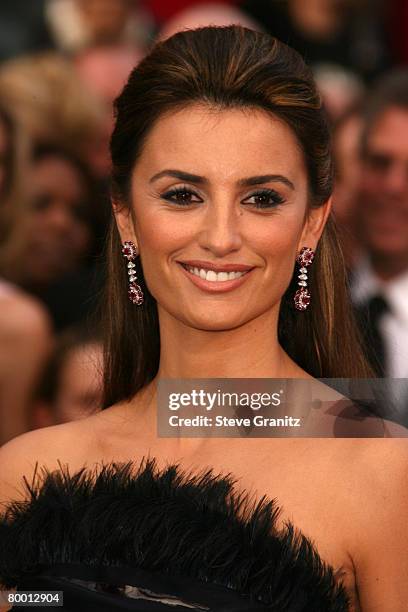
[0,418,99,507]
[303,438,408,517]
[337,437,408,486]
[304,439,408,610]
[362,437,408,505]
[341,441,408,609]
[355,436,408,472]
[335,437,408,551]
[0,400,137,507]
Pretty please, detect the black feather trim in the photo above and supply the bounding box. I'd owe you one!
[0,458,350,610]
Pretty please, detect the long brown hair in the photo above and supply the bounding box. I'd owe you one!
[103,25,372,409]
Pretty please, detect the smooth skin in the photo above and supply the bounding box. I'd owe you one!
[1,105,408,611]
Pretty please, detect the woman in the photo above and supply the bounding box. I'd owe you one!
[1,26,408,611]
[0,142,104,330]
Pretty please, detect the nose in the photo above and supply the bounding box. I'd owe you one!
[45,202,75,236]
[196,197,243,257]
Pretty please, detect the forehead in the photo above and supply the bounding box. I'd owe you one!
[133,104,306,184]
[367,106,408,157]
[32,156,87,198]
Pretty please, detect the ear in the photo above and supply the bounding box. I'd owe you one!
[297,197,332,252]
[112,198,138,248]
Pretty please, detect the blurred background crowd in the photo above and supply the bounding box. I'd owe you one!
[1,0,408,443]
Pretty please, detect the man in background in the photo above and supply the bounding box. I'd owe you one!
[351,70,408,421]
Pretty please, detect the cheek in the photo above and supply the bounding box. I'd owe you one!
[254,225,301,295]
[138,215,181,252]
[133,210,183,296]
[251,209,305,257]
[136,212,182,274]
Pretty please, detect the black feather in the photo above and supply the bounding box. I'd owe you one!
[0,457,350,610]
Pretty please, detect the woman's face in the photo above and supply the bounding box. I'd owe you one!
[25,156,93,286]
[115,105,329,331]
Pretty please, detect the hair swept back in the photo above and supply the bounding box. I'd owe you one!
[102,25,372,408]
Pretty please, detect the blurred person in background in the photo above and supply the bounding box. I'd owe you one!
[75,0,147,46]
[0,53,109,179]
[240,0,390,83]
[46,0,152,53]
[74,45,143,107]
[146,0,241,27]
[313,63,365,122]
[0,143,103,330]
[32,325,103,428]
[332,104,365,269]
[0,0,54,61]
[74,44,144,174]
[0,284,53,444]
[0,107,53,445]
[350,70,408,393]
[76,0,141,45]
[0,99,30,228]
[387,0,408,66]
[158,2,262,40]
[0,106,14,202]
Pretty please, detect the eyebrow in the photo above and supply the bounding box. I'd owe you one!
[149,169,295,190]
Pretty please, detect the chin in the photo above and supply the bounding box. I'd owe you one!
[183,313,250,332]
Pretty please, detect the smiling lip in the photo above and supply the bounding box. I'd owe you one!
[177,260,254,272]
[178,262,255,293]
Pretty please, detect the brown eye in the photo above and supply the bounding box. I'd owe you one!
[242,189,285,209]
[162,187,203,205]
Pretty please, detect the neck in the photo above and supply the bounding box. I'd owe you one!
[129,307,308,457]
[370,253,408,282]
[156,306,304,379]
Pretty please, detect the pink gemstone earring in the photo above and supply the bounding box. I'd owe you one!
[121,241,144,305]
[294,246,315,311]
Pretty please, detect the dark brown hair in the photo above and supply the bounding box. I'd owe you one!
[103,25,372,408]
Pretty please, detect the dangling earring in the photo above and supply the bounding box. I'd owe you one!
[294,246,315,311]
[121,241,144,305]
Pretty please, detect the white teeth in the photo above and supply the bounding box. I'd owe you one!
[186,265,247,282]
[218,272,229,281]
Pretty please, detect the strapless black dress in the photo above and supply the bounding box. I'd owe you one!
[0,458,350,611]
